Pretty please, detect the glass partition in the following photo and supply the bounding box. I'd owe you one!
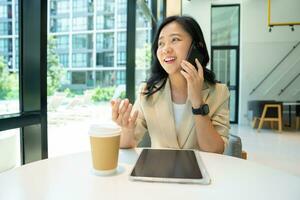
[0,0,19,115]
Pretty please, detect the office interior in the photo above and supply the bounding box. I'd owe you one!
[0,0,300,176]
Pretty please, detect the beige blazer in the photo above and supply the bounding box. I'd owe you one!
[133,78,230,151]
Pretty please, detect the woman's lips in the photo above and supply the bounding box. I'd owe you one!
[164,56,176,63]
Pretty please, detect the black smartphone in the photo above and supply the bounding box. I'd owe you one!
[186,42,205,70]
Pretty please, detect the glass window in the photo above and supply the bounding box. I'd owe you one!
[212,6,239,46]
[135,1,152,87]
[117,31,126,66]
[117,0,127,28]
[73,0,93,14]
[96,14,114,30]
[0,22,12,35]
[57,0,69,14]
[55,35,69,50]
[58,53,69,68]
[95,70,125,87]
[15,38,18,69]
[50,17,69,32]
[96,52,114,67]
[0,39,12,53]
[96,0,114,13]
[71,71,86,84]
[72,16,93,31]
[96,33,114,50]
[15,3,18,34]
[0,5,12,18]
[72,34,93,50]
[72,53,92,68]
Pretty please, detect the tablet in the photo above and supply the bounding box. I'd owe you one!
[129,149,211,184]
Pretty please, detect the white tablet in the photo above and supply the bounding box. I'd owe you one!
[129,148,211,184]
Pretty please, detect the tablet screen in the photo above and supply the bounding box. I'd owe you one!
[130,149,202,179]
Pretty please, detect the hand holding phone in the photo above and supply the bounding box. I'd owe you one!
[186,42,205,70]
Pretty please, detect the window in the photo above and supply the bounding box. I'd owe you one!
[117,0,127,28]
[135,0,152,88]
[72,53,92,68]
[72,16,93,31]
[73,34,93,50]
[211,5,240,123]
[55,35,69,50]
[71,71,86,84]
[58,53,69,68]
[96,14,114,30]
[57,0,69,14]
[212,6,239,46]
[117,31,126,66]
[96,33,114,50]
[0,22,12,35]
[0,39,12,53]
[73,0,88,13]
[96,0,114,13]
[50,17,69,32]
[95,70,125,87]
[96,52,114,67]
[0,5,12,18]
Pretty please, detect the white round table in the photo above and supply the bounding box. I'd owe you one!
[0,149,299,200]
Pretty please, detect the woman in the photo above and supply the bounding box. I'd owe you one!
[111,16,230,153]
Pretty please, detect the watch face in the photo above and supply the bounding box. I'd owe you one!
[203,104,209,114]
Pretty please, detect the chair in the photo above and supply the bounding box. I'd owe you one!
[138,132,247,159]
[248,100,283,132]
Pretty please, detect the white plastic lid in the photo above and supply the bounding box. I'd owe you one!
[88,123,121,137]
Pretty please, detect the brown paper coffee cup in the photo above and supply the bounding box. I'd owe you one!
[89,124,121,175]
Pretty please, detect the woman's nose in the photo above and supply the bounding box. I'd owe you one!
[162,45,172,54]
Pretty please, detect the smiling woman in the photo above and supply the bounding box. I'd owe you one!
[111,16,231,154]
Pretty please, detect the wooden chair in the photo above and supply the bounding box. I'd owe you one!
[256,103,282,132]
[248,100,283,132]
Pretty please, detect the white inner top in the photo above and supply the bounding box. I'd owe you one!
[172,102,185,134]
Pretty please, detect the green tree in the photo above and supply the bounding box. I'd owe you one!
[47,36,65,96]
[0,57,18,99]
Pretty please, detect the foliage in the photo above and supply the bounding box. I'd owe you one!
[63,88,76,98]
[136,43,151,69]
[119,91,126,99]
[91,87,115,102]
[0,57,19,100]
[47,36,65,96]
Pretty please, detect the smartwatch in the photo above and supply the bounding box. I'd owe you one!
[192,104,209,116]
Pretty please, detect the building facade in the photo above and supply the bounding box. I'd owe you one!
[0,0,152,91]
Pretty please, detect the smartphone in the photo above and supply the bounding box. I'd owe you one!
[186,42,205,70]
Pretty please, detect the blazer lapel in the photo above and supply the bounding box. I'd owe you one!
[154,79,179,148]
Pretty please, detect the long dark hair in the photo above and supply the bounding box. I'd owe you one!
[143,15,217,97]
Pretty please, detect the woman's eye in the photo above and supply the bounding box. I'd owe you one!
[158,41,164,47]
[172,38,180,42]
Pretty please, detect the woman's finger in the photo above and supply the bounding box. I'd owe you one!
[122,104,133,126]
[195,59,204,79]
[181,60,197,78]
[128,110,138,129]
[111,99,121,121]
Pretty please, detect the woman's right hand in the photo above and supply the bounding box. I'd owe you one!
[111,98,138,131]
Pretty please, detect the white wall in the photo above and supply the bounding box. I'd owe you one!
[182,0,300,125]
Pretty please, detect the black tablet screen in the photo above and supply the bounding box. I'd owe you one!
[131,149,203,179]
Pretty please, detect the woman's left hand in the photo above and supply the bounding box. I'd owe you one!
[180,58,204,108]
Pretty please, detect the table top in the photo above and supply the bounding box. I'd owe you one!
[0,149,300,200]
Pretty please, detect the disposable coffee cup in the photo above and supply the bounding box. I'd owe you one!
[89,123,121,176]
